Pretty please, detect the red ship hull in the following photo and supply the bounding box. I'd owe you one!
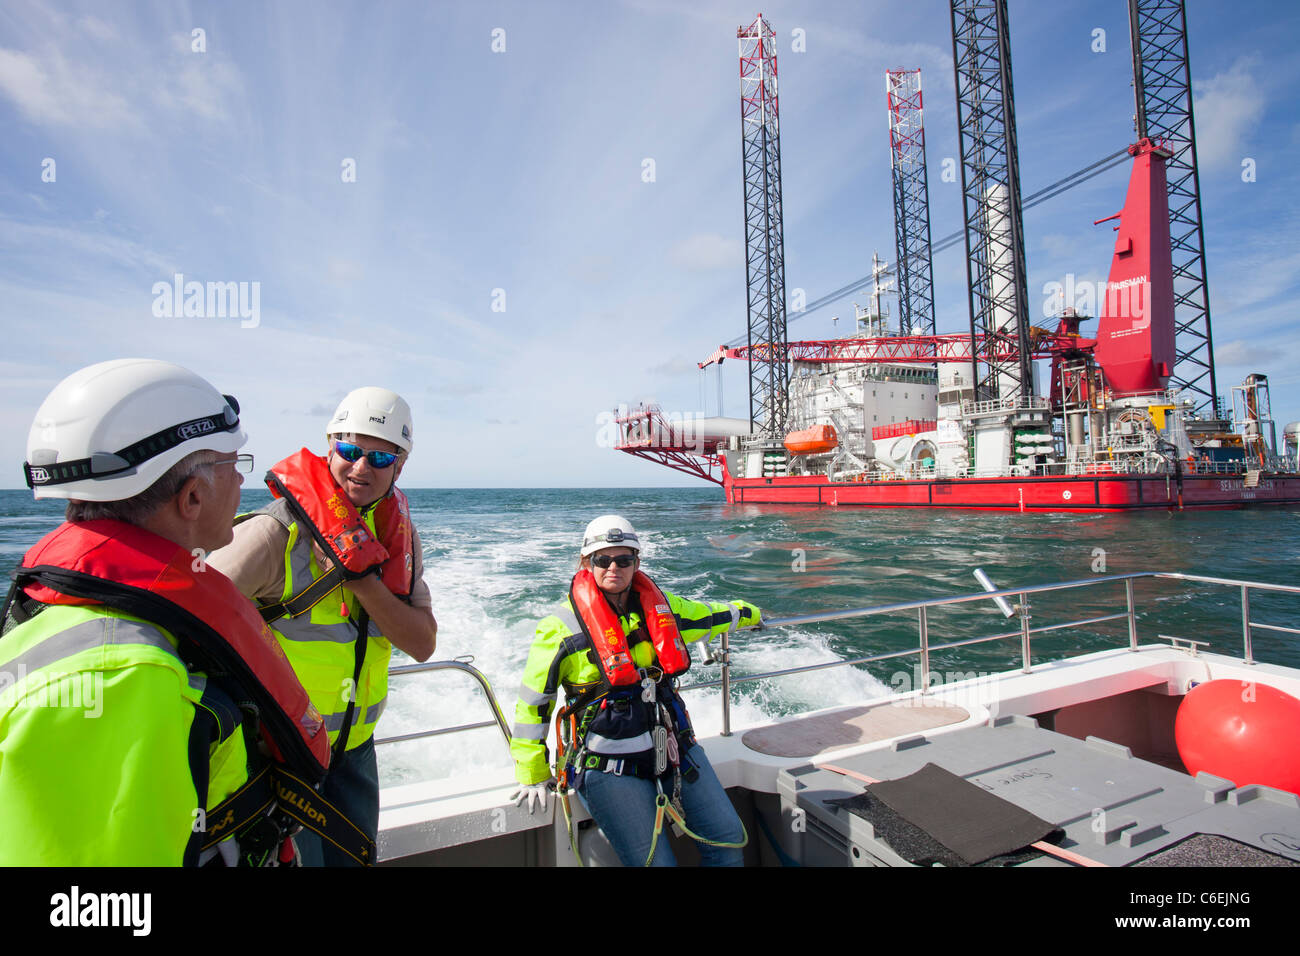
[722,459,1300,512]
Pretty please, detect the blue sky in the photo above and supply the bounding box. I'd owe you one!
[2,0,1297,488]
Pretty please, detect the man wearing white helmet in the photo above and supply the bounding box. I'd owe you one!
[207,386,436,866]
[0,359,334,865]
[509,514,763,866]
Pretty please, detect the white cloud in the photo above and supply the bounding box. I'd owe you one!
[0,47,136,129]
[669,233,743,271]
[0,219,177,276]
[1216,339,1280,368]
[154,57,245,123]
[1194,56,1265,171]
[75,16,117,43]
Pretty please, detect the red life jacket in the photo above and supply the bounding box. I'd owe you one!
[13,519,331,781]
[568,569,691,686]
[265,448,413,595]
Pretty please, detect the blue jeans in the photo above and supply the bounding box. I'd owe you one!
[295,735,379,867]
[577,743,745,867]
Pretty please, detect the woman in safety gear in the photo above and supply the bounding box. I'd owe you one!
[1,359,333,866]
[509,514,762,866]
[206,386,436,867]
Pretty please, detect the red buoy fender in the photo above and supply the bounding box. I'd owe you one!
[266,449,413,595]
[569,569,691,686]
[14,519,331,780]
[1175,678,1300,796]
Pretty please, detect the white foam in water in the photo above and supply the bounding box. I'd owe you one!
[378,510,893,787]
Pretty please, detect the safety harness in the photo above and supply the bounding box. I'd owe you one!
[553,571,747,865]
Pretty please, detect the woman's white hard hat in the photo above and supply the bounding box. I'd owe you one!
[327,387,413,454]
[581,514,641,557]
[24,358,246,502]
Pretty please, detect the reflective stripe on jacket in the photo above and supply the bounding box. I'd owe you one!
[249,497,392,749]
[0,604,249,865]
[510,589,760,786]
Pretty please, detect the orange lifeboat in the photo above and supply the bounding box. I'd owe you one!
[784,424,838,456]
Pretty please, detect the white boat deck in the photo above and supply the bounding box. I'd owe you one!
[377,641,1300,865]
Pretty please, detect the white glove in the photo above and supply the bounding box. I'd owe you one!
[510,781,551,814]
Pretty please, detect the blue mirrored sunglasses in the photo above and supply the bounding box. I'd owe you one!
[333,441,400,469]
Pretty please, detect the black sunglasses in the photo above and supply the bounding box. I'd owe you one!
[591,554,637,569]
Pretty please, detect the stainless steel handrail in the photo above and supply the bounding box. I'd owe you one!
[374,660,513,750]
[373,571,1298,750]
[679,571,1299,736]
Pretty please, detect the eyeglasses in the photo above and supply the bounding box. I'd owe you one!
[591,554,636,569]
[211,454,255,474]
[333,441,400,469]
[170,453,253,496]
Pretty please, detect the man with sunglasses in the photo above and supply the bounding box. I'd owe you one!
[1,359,332,865]
[508,514,762,866]
[207,386,436,866]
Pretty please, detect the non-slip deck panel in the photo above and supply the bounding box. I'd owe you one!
[741,699,970,758]
[778,715,1300,867]
[1133,833,1298,867]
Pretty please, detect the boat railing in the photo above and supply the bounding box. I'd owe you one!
[373,572,1300,751]
[1185,459,1248,476]
[373,659,515,751]
[677,571,1300,737]
[961,395,1052,417]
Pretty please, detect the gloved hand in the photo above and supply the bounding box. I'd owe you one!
[510,780,552,814]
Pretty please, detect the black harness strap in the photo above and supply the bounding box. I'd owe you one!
[257,566,346,624]
[197,763,376,865]
[332,609,371,762]
[270,765,375,865]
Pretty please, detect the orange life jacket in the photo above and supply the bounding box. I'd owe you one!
[568,569,691,686]
[11,519,330,779]
[265,448,413,594]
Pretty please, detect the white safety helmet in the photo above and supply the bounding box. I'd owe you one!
[327,387,413,454]
[581,515,641,557]
[24,358,246,502]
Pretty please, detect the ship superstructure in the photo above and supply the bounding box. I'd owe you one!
[613,2,1300,511]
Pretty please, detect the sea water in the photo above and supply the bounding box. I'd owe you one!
[2,488,1297,787]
